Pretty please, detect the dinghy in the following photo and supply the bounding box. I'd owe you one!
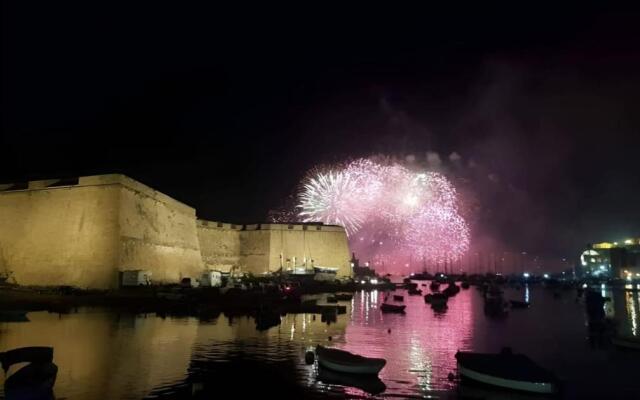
[1,346,58,399]
[455,349,558,394]
[316,345,386,375]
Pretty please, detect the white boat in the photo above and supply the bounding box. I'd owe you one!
[455,350,558,394]
[316,345,386,375]
[611,335,640,350]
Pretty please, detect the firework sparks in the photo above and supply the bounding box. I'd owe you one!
[296,158,470,268]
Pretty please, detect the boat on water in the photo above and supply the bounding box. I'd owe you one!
[455,349,559,394]
[316,345,386,375]
[485,296,509,318]
[424,292,448,305]
[510,300,530,309]
[442,283,460,297]
[393,295,404,302]
[408,272,431,281]
[611,335,640,350]
[431,301,448,312]
[1,346,58,399]
[380,303,406,313]
[408,288,422,295]
[429,281,441,291]
[317,366,386,394]
[461,281,470,289]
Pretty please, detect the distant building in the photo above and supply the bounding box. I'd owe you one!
[579,239,640,279]
[0,174,352,289]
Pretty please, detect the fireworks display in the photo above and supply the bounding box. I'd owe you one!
[296,158,470,270]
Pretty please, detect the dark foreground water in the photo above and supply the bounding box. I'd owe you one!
[1,284,639,399]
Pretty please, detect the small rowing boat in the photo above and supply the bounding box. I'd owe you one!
[316,345,386,375]
[455,349,558,394]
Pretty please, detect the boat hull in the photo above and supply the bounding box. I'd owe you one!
[457,363,556,394]
[318,358,385,374]
[316,346,386,375]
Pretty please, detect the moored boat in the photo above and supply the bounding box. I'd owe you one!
[425,292,448,305]
[1,346,58,399]
[455,349,559,394]
[461,281,470,289]
[334,293,353,301]
[316,345,386,375]
[442,283,460,297]
[431,301,448,312]
[429,281,441,292]
[408,288,422,295]
[393,295,404,302]
[380,303,406,313]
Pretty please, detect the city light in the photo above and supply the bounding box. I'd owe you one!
[523,272,530,278]
[370,278,378,284]
[543,273,550,279]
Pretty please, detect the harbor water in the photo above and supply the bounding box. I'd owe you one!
[1,284,639,399]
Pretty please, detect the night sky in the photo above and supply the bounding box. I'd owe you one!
[3,5,640,262]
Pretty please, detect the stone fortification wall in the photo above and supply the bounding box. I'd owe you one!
[261,224,351,276]
[0,178,121,288]
[196,221,241,272]
[0,174,204,288]
[115,175,204,284]
[0,174,352,288]
[196,222,352,277]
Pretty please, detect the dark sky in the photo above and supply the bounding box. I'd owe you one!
[3,4,640,259]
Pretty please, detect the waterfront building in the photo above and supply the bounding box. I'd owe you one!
[0,174,352,289]
[579,239,640,279]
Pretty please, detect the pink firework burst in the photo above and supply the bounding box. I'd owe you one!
[297,157,470,270]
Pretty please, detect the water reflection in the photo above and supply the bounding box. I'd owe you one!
[1,286,640,399]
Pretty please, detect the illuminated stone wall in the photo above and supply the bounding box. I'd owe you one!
[116,175,204,284]
[196,221,241,272]
[261,224,351,277]
[0,174,351,288]
[0,179,121,288]
[198,222,352,277]
[0,175,203,289]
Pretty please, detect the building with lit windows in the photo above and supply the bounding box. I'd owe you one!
[579,238,640,280]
